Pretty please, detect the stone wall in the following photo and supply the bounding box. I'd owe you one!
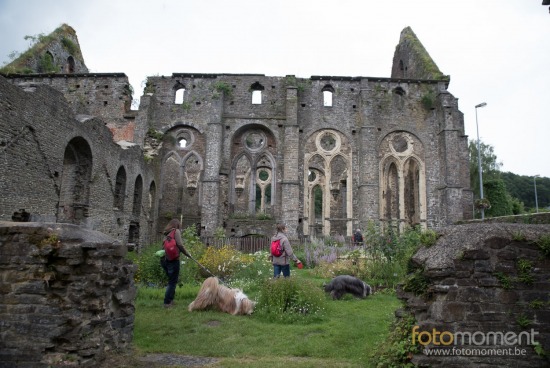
[5,73,135,139]
[142,72,470,239]
[0,221,136,367]
[0,76,157,246]
[1,25,473,244]
[398,223,550,367]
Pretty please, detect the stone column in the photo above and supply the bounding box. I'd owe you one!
[437,87,468,225]
[200,92,224,236]
[358,82,380,228]
[280,86,300,239]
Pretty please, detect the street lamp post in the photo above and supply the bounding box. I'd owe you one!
[534,175,540,213]
[475,102,487,219]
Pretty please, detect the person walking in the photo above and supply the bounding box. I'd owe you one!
[353,228,364,246]
[161,219,192,308]
[271,224,301,278]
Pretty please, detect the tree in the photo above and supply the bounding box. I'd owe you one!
[484,179,513,217]
[501,172,550,211]
[469,140,502,200]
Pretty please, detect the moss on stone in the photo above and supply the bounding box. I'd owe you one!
[398,27,449,81]
[1,23,85,75]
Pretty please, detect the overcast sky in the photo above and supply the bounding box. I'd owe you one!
[1,0,548,178]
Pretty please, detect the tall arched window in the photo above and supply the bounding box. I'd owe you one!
[132,175,143,217]
[57,137,93,224]
[303,130,352,237]
[114,166,127,211]
[148,181,156,219]
[67,56,75,73]
[379,132,427,230]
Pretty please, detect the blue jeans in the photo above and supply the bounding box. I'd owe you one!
[163,259,180,305]
[273,264,290,278]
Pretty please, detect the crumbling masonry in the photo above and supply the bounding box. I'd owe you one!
[0,25,472,245]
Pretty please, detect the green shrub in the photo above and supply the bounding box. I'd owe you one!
[529,300,546,309]
[421,92,435,110]
[494,272,513,290]
[180,226,206,283]
[308,223,425,289]
[516,314,532,328]
[485,179,513,217]
[256,277,326,323]
[231,250,272,282]
[370,312,420,367]
[129,243,167,287]
[130,225,205,286]
[38,52,58,73]
[402,267,429,296]
[213,81,232,97]
[419,229,438,247]
[517,259,534,285]
[146,127,163,140]
[198,245,243,279]
[61,37,78,55]
[536,235,550,257]
[512,231,527,241]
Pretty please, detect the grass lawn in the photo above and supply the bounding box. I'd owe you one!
[133,268,402,367]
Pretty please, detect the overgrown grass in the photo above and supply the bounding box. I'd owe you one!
[128,224,429,366]
[133,268,402,367]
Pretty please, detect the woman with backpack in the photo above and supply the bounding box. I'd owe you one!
[270,223,302,278]
[161,219,192,308]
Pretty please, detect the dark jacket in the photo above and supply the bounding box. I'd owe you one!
[271,232,298,266]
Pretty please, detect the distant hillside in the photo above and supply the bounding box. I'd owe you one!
[501,172,549,209]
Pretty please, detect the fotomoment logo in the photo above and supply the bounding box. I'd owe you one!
[411,326,539,347]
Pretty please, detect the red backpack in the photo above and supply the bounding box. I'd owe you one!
[270,238,284,257]
[163,229,179,261]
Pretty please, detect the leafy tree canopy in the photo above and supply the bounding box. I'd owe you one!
[469,140,502,199]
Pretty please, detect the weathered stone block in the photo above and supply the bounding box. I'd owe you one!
[425,268,454,278]
[498,290,520,304]
[397,223,550,367]
[0,223,136,367]
[441,301,469,322]
[477,276,500,287]
[474,259,492,272]
[462,249,490,260]
[494,260,516,273]
[454,259,473,271]
[497,248,518,260]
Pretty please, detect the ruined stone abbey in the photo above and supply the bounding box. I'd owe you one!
[0,24,472,245]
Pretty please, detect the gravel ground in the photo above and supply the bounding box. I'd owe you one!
[140,353,219,367]
[98,351,219,367]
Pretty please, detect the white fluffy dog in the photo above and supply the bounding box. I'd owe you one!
[188,277,255,315]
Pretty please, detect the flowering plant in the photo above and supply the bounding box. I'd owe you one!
[474,198,491,210]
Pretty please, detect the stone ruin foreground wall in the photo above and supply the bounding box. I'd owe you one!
[0,221,136,367]
[398,223,550,367]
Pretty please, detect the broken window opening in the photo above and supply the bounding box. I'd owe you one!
[252,90,262,104]
[323,91,333,107]
[251,82,265,105]
[175,88,185,104]
[322,85,335,107]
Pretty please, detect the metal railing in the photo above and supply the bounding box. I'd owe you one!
[200,236,270,253]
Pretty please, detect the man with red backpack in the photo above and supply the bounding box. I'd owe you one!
[161,219,192,308]
[270,224,302,278]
